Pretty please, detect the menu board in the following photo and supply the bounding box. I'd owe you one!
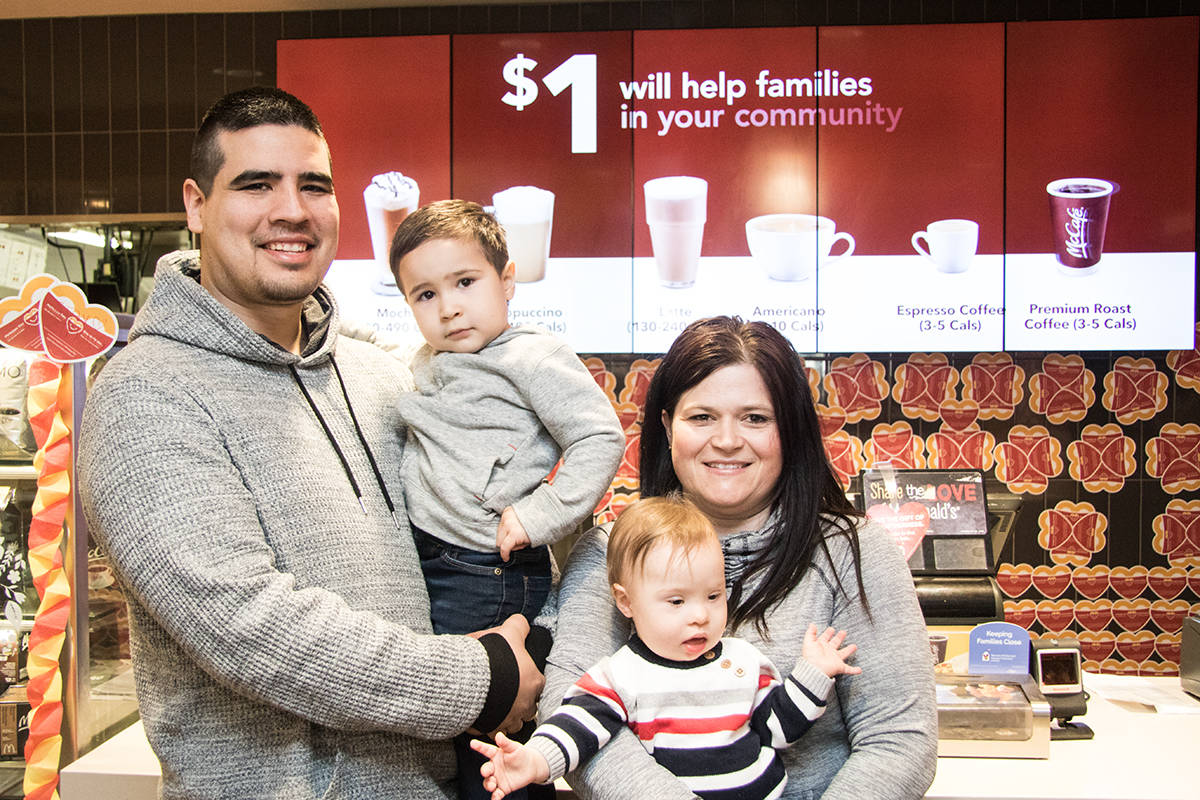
[277,17,1197,353]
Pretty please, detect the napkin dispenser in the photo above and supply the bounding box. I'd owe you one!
[1182,615,1200,698]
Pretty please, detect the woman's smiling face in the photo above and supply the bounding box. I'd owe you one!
[664,362,782,535]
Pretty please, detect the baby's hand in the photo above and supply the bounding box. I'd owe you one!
[497,507,531,561]
[801,624,863,679]
[471,731,550,800]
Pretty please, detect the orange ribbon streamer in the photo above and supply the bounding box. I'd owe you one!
[23,358,72,800]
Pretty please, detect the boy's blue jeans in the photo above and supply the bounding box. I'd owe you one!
[412,526,555,800]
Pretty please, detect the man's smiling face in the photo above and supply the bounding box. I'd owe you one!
[183,124,339,317]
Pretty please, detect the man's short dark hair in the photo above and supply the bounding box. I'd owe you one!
[191,87,325,195]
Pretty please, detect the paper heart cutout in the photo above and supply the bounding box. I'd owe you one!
[1147,566,1189,600]
[1139,660,1178,676]
[1189,567,1200,597]
[1004,599,1036,629]
[1113,598,1151,631]
[1100,658,1140,675]
[938,400,980,431]
[1031,564,1072,599]
[1115,630,1156,662]
[817,404,848,437]
[614,401,640,434]
[996,562,1033,598]
[865,501,929,560]
[1071,565,1110,600]
[38,281,118,362]
[1154,633,1182,664]
[0,274,58,351]
[1035,599,1075,633]
[1074,599,1113,632]
[1110,566,1149,599]
[1149,599,1191,634]
[1078,630,1116,662]
[0,274,117,363]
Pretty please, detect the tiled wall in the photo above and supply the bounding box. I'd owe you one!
[2,1,1197,672]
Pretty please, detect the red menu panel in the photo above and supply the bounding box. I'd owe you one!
[277,36,451,261]
[452,31,634,258]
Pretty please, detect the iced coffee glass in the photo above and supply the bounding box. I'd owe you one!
[491,186,555,283]
[644,176,707,288]
[363,172,420,295]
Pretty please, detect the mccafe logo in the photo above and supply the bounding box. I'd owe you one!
[1064,207,1092,259]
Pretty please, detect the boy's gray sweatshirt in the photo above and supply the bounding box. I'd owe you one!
[398,326,624,550]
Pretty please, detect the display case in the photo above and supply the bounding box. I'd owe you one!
[0,318,137,797]
[936,674,1051,759]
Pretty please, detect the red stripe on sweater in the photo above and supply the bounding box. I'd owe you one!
[632,713,750,740]
[576,672,627,715]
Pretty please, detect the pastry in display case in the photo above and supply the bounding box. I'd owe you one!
[936,673,1051,759]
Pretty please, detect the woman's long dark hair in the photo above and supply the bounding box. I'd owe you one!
[639,316,867,636]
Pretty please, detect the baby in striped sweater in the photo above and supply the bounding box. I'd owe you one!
[471,494,862,800]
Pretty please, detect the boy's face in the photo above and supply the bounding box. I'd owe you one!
[395,237,515,353]
[612,538,727,662]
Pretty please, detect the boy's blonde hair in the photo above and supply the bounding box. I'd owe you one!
[607,494,719,588]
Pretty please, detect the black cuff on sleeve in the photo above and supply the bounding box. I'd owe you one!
[526,625,552,673]
[473,632,518,733]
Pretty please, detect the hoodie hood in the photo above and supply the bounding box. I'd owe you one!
[131,250,340,367]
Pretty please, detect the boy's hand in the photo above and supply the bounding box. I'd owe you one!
[497,507,531,561]
[471,731,551,800]
[801,624,863,679]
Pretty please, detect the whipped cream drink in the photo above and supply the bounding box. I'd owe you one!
[363,171,419,294]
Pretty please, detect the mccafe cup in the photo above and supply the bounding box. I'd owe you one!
[1046,178,1114,275]
[363,171,420,295]
[492,186,555,283]
[745,213,855,281]
[644,176,707,288]
[911,219,978,274]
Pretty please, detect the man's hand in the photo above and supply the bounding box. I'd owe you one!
[471,731,551,800]
[496,507,531,561]
[471,614,544,735]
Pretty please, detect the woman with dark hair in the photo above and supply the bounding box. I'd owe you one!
[542,316,937,799]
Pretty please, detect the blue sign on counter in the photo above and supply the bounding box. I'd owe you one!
[967,621,1030,675]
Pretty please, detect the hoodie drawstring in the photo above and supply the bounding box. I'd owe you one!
[289,356,402,531]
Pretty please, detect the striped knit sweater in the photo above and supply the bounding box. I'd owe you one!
[528,636,833,800]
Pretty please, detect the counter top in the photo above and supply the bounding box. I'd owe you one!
[61,676,1198,800]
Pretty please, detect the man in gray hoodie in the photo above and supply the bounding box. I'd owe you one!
[77,87,543,799]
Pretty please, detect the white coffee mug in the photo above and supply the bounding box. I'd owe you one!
[492,186,555,283]
[745,213,855,281]
[363,172,420,295]
[644,176,708,288]
[911,219,979,274]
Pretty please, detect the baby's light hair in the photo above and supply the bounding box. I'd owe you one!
[607,493,719,589]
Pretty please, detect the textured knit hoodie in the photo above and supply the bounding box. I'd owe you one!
[78,251,516,799]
